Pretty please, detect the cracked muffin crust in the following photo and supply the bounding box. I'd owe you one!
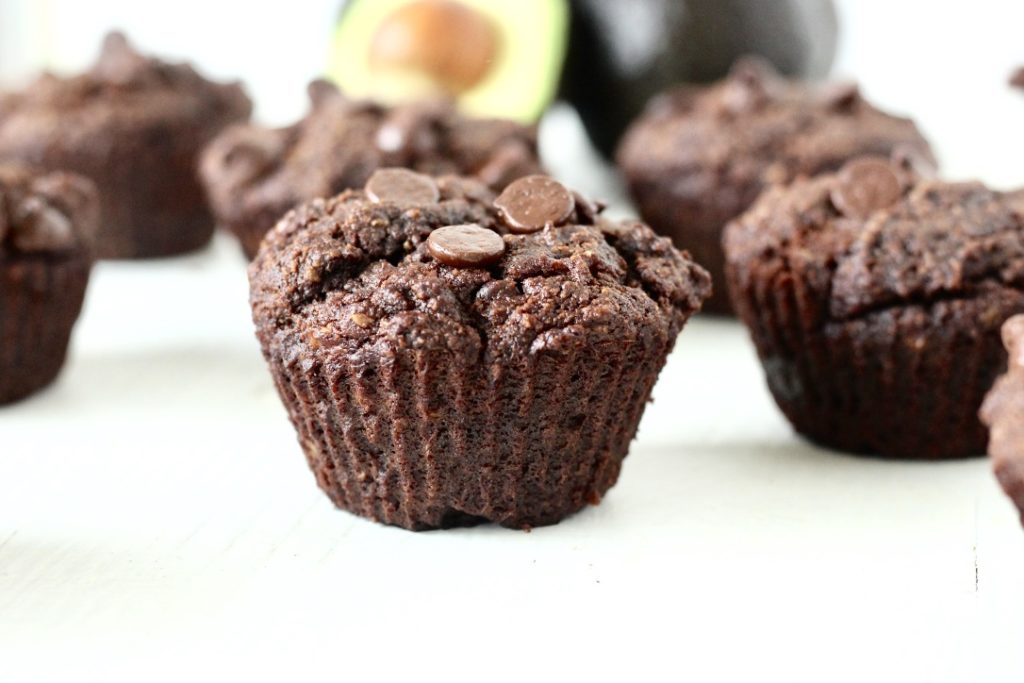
[201,79,541,260]
[980,315,1024,526]
[0,165,98,403]
[0,32,251,259]
[249,172,710,529]
[617,57,935,314]
[724,156,1024,459]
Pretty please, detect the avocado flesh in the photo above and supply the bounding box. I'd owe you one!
[330,0,570,123]
[562,0,839,157]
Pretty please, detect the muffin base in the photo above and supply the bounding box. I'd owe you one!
[265,331,669,530]
[0,254,91,403]
[733,276,1024,459]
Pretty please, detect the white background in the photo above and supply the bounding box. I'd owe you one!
[0,1,1023,681]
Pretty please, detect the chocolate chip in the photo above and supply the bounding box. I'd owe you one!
[10,197,75,253]
[427,223,505,267]
[365,168,439,204]
[493,175,575,233]
[821,82,860,111]
[830,157,903,219]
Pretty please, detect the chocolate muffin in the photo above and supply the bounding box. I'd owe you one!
[980,315,1024,525]
[0,165,98,403]
[0,32,251,259]
[724,156,1024,459]
[249,170,710,529]
[617,57,935,313]
[201,80,541,260]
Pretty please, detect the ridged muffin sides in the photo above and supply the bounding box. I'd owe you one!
[725,159,1024,459]
[249,174,709,529]
[0,166,98,403]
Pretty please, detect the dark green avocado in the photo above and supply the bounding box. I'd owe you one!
[561,0,839,157]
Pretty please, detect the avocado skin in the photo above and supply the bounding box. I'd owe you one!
[562,0,838,157]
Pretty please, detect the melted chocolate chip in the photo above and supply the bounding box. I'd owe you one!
[493,175,575,233]
[427,223,505,267]
[830,157,902,219]
[365,168,439,204]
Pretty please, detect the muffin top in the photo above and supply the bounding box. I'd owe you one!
[250,171,710,364]
[617,57,935,191]
[201,80,541,228]
[0,165,98,258]
[724,156,1024,325]
[980,315,1024,521]
[0,32,250,142]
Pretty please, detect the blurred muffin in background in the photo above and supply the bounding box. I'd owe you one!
[200,79,541,260]
[618,57,935,314]
[0,32,251,259]
[0,165,98,403]
[725,156,1024,460]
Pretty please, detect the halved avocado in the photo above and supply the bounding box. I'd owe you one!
[329,0,569,123]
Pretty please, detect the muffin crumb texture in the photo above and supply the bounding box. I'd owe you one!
[201,80,541,259]
[725,157,1024,459]
[250,173,710,529]
[0,32,251,258]
[618,58,935,313]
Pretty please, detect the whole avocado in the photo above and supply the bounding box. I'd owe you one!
[562,0,839,157]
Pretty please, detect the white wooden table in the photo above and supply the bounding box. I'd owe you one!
[2,92,1024,680]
